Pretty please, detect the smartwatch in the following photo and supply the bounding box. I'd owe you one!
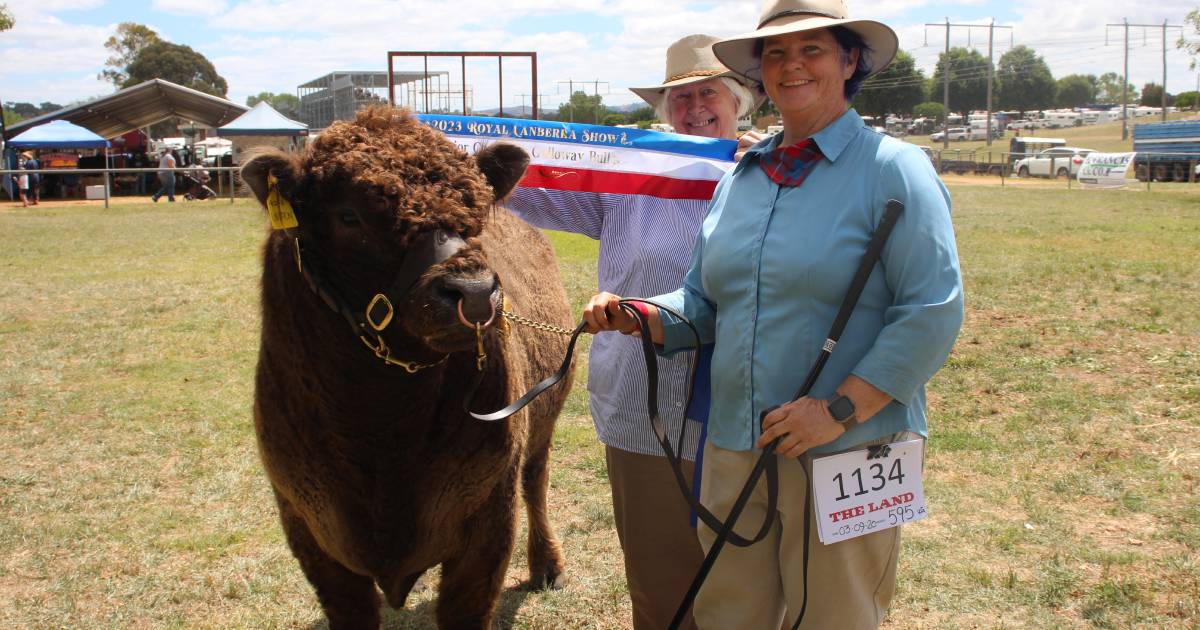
[827,394,858,428]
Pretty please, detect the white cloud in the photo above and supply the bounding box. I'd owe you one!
[0,13,112,100]
[151,0,230,16]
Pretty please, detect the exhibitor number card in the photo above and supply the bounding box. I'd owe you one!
[811,439,927,544]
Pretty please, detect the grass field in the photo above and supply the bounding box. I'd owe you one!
[1,187,1197,629]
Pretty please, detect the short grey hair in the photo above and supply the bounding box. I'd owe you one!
[654,77,756,127]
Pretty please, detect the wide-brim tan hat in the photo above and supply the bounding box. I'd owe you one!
[630,34,765,111]
[712,0,898,83]
[19,152,33,159]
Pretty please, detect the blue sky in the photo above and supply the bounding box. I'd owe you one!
[2,0,1197,112]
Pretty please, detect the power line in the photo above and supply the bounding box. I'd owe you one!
[1107,19,1184,135]
[925,19,1013,146]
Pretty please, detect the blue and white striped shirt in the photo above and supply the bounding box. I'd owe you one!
[507,187,708,460]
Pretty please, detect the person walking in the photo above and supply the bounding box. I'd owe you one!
[152,148,177,202]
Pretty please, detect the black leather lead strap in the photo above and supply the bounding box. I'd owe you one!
[465,320,588,420]
[628,301,778,549]
[669,199,906,630]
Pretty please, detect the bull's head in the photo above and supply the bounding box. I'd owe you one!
[242,106,529,363]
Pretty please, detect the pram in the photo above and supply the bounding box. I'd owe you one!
[180,168,217,201]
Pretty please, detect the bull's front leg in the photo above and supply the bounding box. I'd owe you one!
[521,439,566,590]
[434,476,519,629]
[275,492,381,630]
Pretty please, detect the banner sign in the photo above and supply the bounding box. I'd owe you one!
[418,115,736,200]
[1078,152,1136,189]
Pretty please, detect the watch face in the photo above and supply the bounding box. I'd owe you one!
[829,396,855,423]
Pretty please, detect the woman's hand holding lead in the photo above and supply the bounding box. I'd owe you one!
[757,397,845,458]
[582,292,638,335]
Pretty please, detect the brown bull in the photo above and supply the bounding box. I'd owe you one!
[242,105,572,630]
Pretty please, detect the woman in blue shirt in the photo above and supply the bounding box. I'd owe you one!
[583,1,964,627]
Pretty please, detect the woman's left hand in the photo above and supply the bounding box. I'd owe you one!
[735,130,766,161]
[756,397,845,458]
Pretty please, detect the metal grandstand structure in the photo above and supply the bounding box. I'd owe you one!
[297,71,453,129]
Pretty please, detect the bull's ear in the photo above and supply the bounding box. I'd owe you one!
[241,150,302,209]
[474,143,529,202]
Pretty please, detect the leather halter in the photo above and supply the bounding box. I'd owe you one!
[289,228,468,372]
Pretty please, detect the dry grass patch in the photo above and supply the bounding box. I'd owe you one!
[1,188,1197,628]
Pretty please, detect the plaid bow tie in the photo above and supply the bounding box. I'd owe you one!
[759,138,824,187]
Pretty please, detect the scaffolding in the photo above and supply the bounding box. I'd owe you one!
[386,52,537,119]
[297,71,458,129]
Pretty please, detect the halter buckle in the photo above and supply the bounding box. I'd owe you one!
[366,294,395,332]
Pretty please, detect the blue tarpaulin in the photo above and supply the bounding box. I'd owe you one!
[7,119,111,149]
[215,102,308,137]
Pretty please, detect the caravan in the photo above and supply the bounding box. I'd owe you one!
[1042,111,1081,129]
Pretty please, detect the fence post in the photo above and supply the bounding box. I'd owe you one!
[228,168,234,203]
[104,169,111,209]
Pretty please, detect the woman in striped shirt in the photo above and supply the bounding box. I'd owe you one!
[505,34,761,630]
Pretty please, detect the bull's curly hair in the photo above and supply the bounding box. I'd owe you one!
[305,105,495,244]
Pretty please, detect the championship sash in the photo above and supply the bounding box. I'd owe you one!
[418,115,737,200]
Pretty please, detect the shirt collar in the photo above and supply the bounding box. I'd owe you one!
[741,108,864,167]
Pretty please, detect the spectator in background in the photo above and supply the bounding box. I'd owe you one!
[22,151,40,205]
[152,148,177,203]
[14,155,30,207]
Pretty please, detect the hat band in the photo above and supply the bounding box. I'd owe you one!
[665,69,721,84]
[758,9,841,29]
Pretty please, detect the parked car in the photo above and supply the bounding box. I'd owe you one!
[930,126,969,142]
[1007,120,1036,130]
[1013,147,1096,178]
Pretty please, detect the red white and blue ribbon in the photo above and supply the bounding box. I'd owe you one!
[418,114,736,200]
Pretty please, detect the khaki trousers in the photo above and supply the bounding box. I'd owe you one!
[694,437,912,630]
[606,445,704,630]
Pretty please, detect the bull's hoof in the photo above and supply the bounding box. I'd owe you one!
[526,569,567,591]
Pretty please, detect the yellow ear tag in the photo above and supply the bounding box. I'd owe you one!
[266,174,299,230]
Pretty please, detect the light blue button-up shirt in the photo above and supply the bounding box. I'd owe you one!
[652,109,964,455]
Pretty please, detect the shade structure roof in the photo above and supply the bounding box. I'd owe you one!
[7,119,110,149]
[3,79,248,140]
[215,101,309,136]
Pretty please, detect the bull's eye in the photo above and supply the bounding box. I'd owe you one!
[339,210,361,227]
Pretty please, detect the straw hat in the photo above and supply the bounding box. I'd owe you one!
[19,151,32,160]
[712,0,898,82]
[630,34,763,110]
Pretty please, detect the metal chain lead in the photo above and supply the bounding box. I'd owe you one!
[500,309,575,336]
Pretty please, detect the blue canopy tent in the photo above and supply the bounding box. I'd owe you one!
[5,120,112,201]
[8,119,111,149]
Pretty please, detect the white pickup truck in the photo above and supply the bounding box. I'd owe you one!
[1013,147,1095,178]
[930,126,988,142]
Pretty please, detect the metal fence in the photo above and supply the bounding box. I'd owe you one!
[1,166,243,208]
